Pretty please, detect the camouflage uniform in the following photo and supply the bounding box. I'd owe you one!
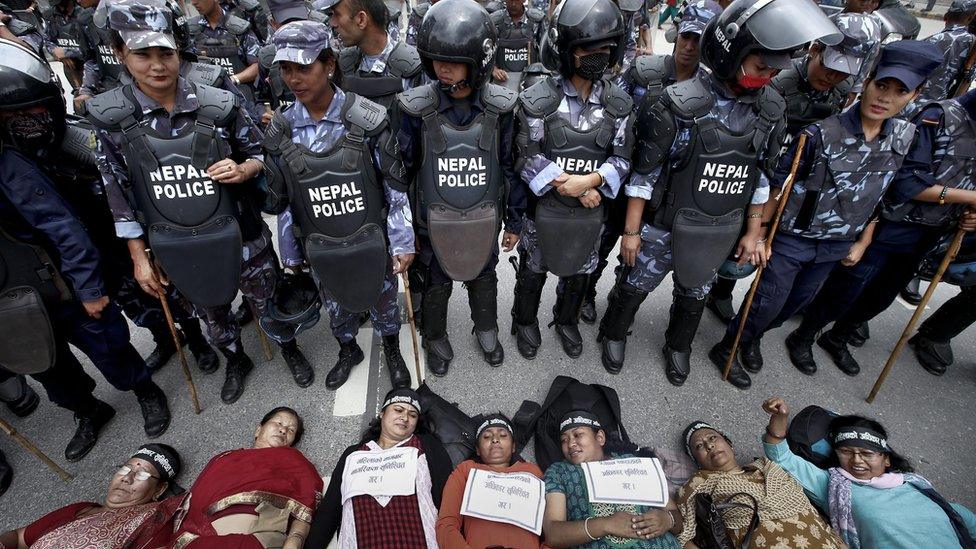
[188,8,263,119]
[831,11,882,95]
[517,76,631,277]
[405,1,429,46]
[43,4,91,62]
[911,23,976,112]
[93,77,274,351]
[0,6,44,55]
[273,87,413,343]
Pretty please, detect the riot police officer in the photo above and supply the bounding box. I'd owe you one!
[597,0,839,386]
[404,0,437,46]
[705,11,874,324]
[0,38,171,460]
[43,0,92,89]
[0,3,44,54]
[88,0,310,403]
[913,0,976,109]
[710,40,942,387]
[188,0,262,115]
[488,0,544,91]
[396,0,525,375]
[792,87,976,377]
[221,0,271,42]
[264,21,414,390]
[511,0,632,360]
[324,0,423,109]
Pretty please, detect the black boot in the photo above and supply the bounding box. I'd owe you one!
[818,328,860,376]
[134,381,170,438]
[900,277,922,306]
[707,338,752,389]
[144,324,179,372]
[408,264,426,332]
[383,335,411,388]
[181,318,218,374]
[281,340,314,388]
[551,274,587,358]
[908,333,953,376]
[848,322,870,347]
[0,448,11,497]
[325,339,365,389]
[785,328,818,375]
[663,295,707,386]
[422,283,454,375]
[740,339,763,373]
[580,277,598,325]
[705,295,736,324]
[466,272,504,366]
[511,255,546,360]
[65,400,115,462]
[220,342,255,404]
[234,302,254,326]
[0,375,39,418]
[597,283,648,374]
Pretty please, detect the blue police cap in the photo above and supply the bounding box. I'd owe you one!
[873,40,943,90]
[948,0,976,13]
[272,20,332,64]
[268,0,311,23]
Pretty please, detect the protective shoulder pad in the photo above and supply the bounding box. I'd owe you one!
[395,83,439,117]
[600,80,633,119]
[489,8,506,25]
[263,109,293,153]
[184,61,225,87]
[888,118,916,157]
[525,7,544,22]
[8,17,35,36]
[187,16,205,36]
[519,76,562,118]
[258,44,276,70]
[412,2,430,18]
[338,46,361,73]
[770,66,801,98]
[485,0,503,12]
[60,118,98,167]
[387,42,422,78]
[237,0,260,12]
[342,93,388,137]
[664,76,714,120]
[755,85,787,123]
[224,14,251,36]
[192,83,237,126]
[616,0,643,12]
[480,83,518,114]
[833,77,853,99]
[630,54,668,88]
[84,86,138,130]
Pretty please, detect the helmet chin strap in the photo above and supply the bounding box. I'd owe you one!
[440,79,470,94]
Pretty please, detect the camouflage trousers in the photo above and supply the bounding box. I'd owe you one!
[518,217,603,276]
[319,259,401,344]
[622,222,713,299]
[184,225,279,351]
[116,271,195,338]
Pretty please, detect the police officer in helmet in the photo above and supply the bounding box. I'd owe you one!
[598,0,840,387]
[511,0,633,360]
[396,0,525,376]
[0,38,171,461]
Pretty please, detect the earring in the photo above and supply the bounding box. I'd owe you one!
[328,72,334,78]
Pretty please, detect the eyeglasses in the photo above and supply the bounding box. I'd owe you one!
[835,448,884,461]
[115,465,160,483]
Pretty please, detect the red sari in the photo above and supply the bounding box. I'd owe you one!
[23,500,176,549]
[158,447,323,548]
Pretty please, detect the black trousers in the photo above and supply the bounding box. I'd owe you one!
[918,286,976,343]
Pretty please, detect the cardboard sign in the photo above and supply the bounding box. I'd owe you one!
[460,469,546,535]
[581,457,669,507]
[340,446,418,504]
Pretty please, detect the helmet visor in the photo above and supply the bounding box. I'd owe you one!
[731,0,842,51]
[2,44,54,86]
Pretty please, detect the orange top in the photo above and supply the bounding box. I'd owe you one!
[436,459,548,549]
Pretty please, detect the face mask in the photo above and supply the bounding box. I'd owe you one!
[0,111,56,155]
[574,52,611,81]
[736,65,772,89]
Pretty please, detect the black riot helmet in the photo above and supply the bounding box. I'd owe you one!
[701,0,842,82]
[543,0,625,79]
[417,0,498,91]
[259,271,322,344]
[0,39,67,156]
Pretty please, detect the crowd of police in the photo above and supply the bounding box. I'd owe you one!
[0,0,974,503]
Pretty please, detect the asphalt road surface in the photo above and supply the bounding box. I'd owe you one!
[3,15,973,531]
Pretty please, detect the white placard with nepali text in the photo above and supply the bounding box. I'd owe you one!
[581,457,669,507]
[340,446,418,504]
[460,469,546,535]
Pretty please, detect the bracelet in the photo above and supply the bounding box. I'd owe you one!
[939,185,949,206]
[666,509,676,530]
[747,212,762,219]
[287,531,306,542]
[584,517,599,541]
[623,229,641,237]
[766,424,786,440]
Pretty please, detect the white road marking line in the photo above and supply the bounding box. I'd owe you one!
[331,326,374,417]
[895,296,930,311]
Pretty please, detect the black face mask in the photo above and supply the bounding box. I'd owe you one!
[0,111,56,156]
[574,52,611,81]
